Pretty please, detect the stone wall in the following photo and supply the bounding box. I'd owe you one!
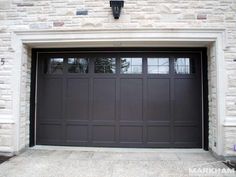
[0,123,13,153]
[208,43,217,153]
[224,127,236,156]
[0,0,235,156]
[19,45,31,150]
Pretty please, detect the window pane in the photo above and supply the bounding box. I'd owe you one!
[68,58,88,73]
[159,66,169,74]
[159,58,169,65]
[45,58,64,74]
[175,58,195,74]
[148,66,158,74]
[121,58,142,74]
[95,58,116,73]
[147,58,169,74]
[148,59,158,65]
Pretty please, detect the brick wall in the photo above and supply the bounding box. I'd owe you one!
[0,0,235,156]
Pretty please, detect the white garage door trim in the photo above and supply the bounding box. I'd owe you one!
[10,28,228,156]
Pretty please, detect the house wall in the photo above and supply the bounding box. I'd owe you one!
[208,43,217,154]
[0,0,235,157]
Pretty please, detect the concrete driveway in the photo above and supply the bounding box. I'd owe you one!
[0,147,231,177]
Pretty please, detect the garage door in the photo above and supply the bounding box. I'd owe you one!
[36,51,202,148]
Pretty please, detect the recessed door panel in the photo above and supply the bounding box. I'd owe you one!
[120,79,143,121]
[38,124,62,144]
[66,78,89,120]
[92,126,116,143]
[93,79,116,121]
[38,78,63,120]
[174,79,201,122]
[147,126,171,143]
[120,126,143,143]
[147,79,170,121]
[66,125,88,143]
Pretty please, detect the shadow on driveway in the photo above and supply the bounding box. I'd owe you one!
[0,156,12,164]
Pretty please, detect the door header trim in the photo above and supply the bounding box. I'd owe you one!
[12,28,227,49]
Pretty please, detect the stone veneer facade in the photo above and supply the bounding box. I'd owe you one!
[0,0,235,157]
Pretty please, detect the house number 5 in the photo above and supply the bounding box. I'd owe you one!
[1,58,5,65]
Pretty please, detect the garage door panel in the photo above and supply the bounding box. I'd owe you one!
[66,78,89,98]
[92,126,116,143]
[93,79,116,121]
[120,79,143,121]
[66,125,88,143]
[147,79,170,121]
[120,126,143,143]
[147,126,171,143]
[174,79,201,122]
[174,126,201,144]
[37,123,62,144]
[39,78,63,119]
[65,99,89,120]
[66,78,89,120]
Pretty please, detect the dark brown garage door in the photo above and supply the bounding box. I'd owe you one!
[36,51,202,148]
